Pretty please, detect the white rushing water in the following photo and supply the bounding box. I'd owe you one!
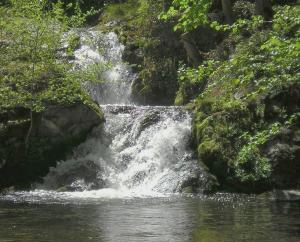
[38,105,202,198]
[73,30,135,105]
[25,29,211,200]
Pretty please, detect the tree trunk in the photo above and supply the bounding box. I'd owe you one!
[25,110,33,154]
[221,0,234,25]
[255,0,273,20]
[181,33,202,67]
[162,0,171,12]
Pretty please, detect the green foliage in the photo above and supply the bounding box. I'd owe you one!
[234,123,281,183]
[190,5,300,191]
[48,0,105,17]
[101,0,162,31]
[178,60,216,84]
[211,15,264,35]
[66,32,81,56]
[0,0,100,112]
[200,5,299,106]
[102,0,139,21]
[160,0,212,32]
[175,60,217,105]
[234,111,300,183]
[273,5,300,36]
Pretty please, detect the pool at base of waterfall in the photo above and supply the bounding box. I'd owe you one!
[0,194,300,242]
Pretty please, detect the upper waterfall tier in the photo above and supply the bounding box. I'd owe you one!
[74,30,136,105]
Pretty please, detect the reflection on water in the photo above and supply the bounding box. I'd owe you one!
[190,196,300,242]
[0,194,299,242]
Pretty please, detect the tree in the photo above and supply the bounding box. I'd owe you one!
[0,0,96,150]
[160,0,237,32]
[221,0,234,24]
[160,0,212,32]
[181,32,202,66]
[255,0,273,20]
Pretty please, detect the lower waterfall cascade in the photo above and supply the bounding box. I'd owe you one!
[37,105,211,198]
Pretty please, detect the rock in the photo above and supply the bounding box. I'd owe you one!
[182,186,194,194]
[135,110,160,137]
[257,191,272,200]
[198,171,219,194]
[33,103,104,142]
[272,190,300,202]
[180,162,219,194]
[42,160,104,192]
[293,129,300,143]
[56,186,69,192]
[266,128,300,189]
[117,17,185,105]
[123,42,143,71]
[0,102,105,190]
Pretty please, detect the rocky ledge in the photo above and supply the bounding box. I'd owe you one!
[0,102,104,190]
[272,190,300,202]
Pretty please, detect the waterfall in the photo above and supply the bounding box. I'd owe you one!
[73,30,135,104]
[35,29,212,198]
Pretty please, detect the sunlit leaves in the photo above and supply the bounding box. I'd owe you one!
[0,0,99,112]
[191,5,300,185]
[160,0,212,32]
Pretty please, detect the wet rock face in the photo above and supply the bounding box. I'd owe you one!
[34,104,104,142]
[263,84,300,189]
[135,110,161,138]
[266,127,300,189]
[0,103,104,190]
[121,22,185,106]
[271,190,300,202]
[179,164,219,194]
[42,160,104,192]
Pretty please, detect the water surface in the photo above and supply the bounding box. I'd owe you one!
[0,194,299,242]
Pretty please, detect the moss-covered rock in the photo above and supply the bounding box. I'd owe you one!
[192,75,300,193]
[98,0,186,105]
[179,4,300,193]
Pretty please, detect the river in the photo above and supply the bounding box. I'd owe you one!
[0,194,299,242]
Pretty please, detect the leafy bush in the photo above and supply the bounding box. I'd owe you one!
[175,60,217,105]
[0,0,101,112]
[160,0,212,32]
[190,5,300,191]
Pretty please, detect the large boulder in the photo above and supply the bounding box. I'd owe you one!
[33,104,104,143]
[0,102,104,190]
[265,128,300,189]
[192,83,300,193]
[180,163,219,194]
[271,190,300,202]
[41,160,104,192]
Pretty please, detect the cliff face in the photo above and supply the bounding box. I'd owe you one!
[192,84,300,193]
[188,4,300,193]
[99,0,187,105]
